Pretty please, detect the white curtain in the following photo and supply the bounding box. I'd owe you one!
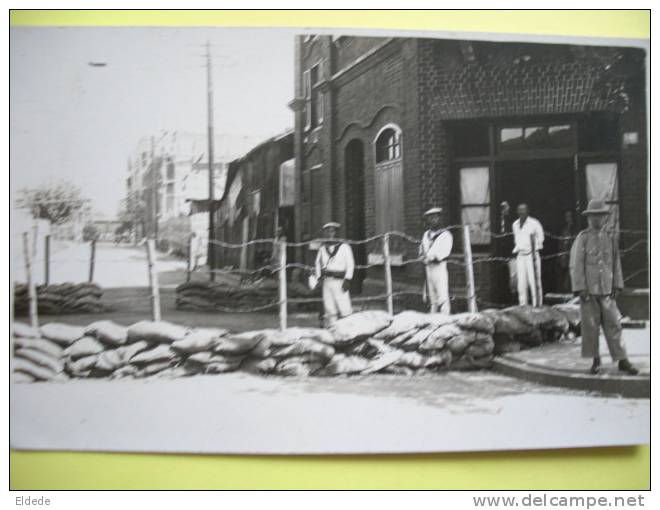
[586,162,619,230]
[460,166,490,244]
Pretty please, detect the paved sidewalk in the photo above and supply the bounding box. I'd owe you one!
[493,326,650,397]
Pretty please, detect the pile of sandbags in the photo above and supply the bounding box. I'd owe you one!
[484,304,580,354]
[11,304,580,383]
[13,283,105,315]
[175,279,319,312]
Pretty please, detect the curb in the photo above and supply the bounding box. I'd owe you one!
[492,355,650,398]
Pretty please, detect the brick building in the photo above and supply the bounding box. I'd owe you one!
[289,35,648,307]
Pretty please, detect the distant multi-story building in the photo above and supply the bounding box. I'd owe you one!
[125,131,263,254]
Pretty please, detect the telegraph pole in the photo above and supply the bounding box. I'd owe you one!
[151,135,159,242]
[206,41,216,281]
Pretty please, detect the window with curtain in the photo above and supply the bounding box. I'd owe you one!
[585,162,620,231]
[460,166,491,245]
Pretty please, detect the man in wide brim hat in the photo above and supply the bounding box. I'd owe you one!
[569,199,638,375]
[419,206,453,314]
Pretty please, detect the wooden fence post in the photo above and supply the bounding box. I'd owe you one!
[382,233,394,315]
[530,234,542,307]
[88,238,96,283]
[463,225,478,313]
[22,232,39,331]
[146,239,162,321]
[186,235,193,283]
[44,234,50,285]
[278,239,287,330]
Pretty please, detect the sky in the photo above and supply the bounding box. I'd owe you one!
[10,27,295,216]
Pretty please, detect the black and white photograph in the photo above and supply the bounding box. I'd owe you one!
[9,25,649,454]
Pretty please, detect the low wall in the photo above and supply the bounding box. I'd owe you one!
[11,304,579,383]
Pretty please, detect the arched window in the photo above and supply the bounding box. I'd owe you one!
[375,128,401,163]
[373,124,404,238]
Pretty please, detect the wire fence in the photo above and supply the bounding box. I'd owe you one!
[14,224,649,330]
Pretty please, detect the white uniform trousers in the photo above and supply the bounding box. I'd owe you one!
[516,252,542,306]
[322,277,353,326]
[425,262,451,314]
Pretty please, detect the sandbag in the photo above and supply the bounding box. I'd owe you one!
[329,310,392,344]
[389,329,419,348]
[482,309,534,336]
[362,350,403,374]
[240,357,278,375]
[494,340,522,354]
[13,322,39,339]
[396,351,428,369]
[66,354,98,376]
[13,357,55,381]
[171,328,228,354]
[142,360,176,376]
[215,331,265,355]
[317,354,370,376]
[15,348,64,373]
[275,356,324,377]
[265,327,335,347]
[553,304,581,331]
[40,323,86,346]
[186,351,215,365]
[349,338,390,359]
[84,320,128,346]
[446,331,477,355]
[465,335,495,358]
[424,350,453,369]
[118,340,150,361]
[206,356,243,374]
[110,365,140,379]
[382,365,415,376]
[453,313,495,335]
[452,353,494,370]
[126,320,189,344]
[12,371,35,383]
[13,337,63,359]
[63,336,105,361]
[373,311,432,339]
[504,306,557,329]
[95,349,125,372]
[399,327,437,351]
[272,339,335,361]
[419,323,463,352]
[130,344,177,364]
[156,366,191,379]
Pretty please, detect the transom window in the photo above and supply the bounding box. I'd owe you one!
[498,124,573,152]
[375,128,401,163]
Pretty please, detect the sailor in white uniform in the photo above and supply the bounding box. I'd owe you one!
[419,207,453,314]
[314,222,355,327]
[512,203,545,306]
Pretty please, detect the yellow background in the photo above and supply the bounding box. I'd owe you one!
[9,9,650,490]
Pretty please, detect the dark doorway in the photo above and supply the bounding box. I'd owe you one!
[494,158,576,303]
[344,139,367,294]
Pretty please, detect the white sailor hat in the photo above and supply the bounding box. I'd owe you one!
[322,221,341,230]
[423,207,443,216]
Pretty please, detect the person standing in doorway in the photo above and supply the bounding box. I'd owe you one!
[314,222,354,327]
[570,200,638,375]
[420,207,453,314]
[557,210,577,293]
[512,203,545,306]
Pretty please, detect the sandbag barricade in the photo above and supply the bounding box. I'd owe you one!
[11,305,580,383]
[14,283,106,315]
[175,279,320,312]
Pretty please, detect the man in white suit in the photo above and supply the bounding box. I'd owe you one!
[314,222,355,327]
[419,207,453,314]
[512,203,545,306]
